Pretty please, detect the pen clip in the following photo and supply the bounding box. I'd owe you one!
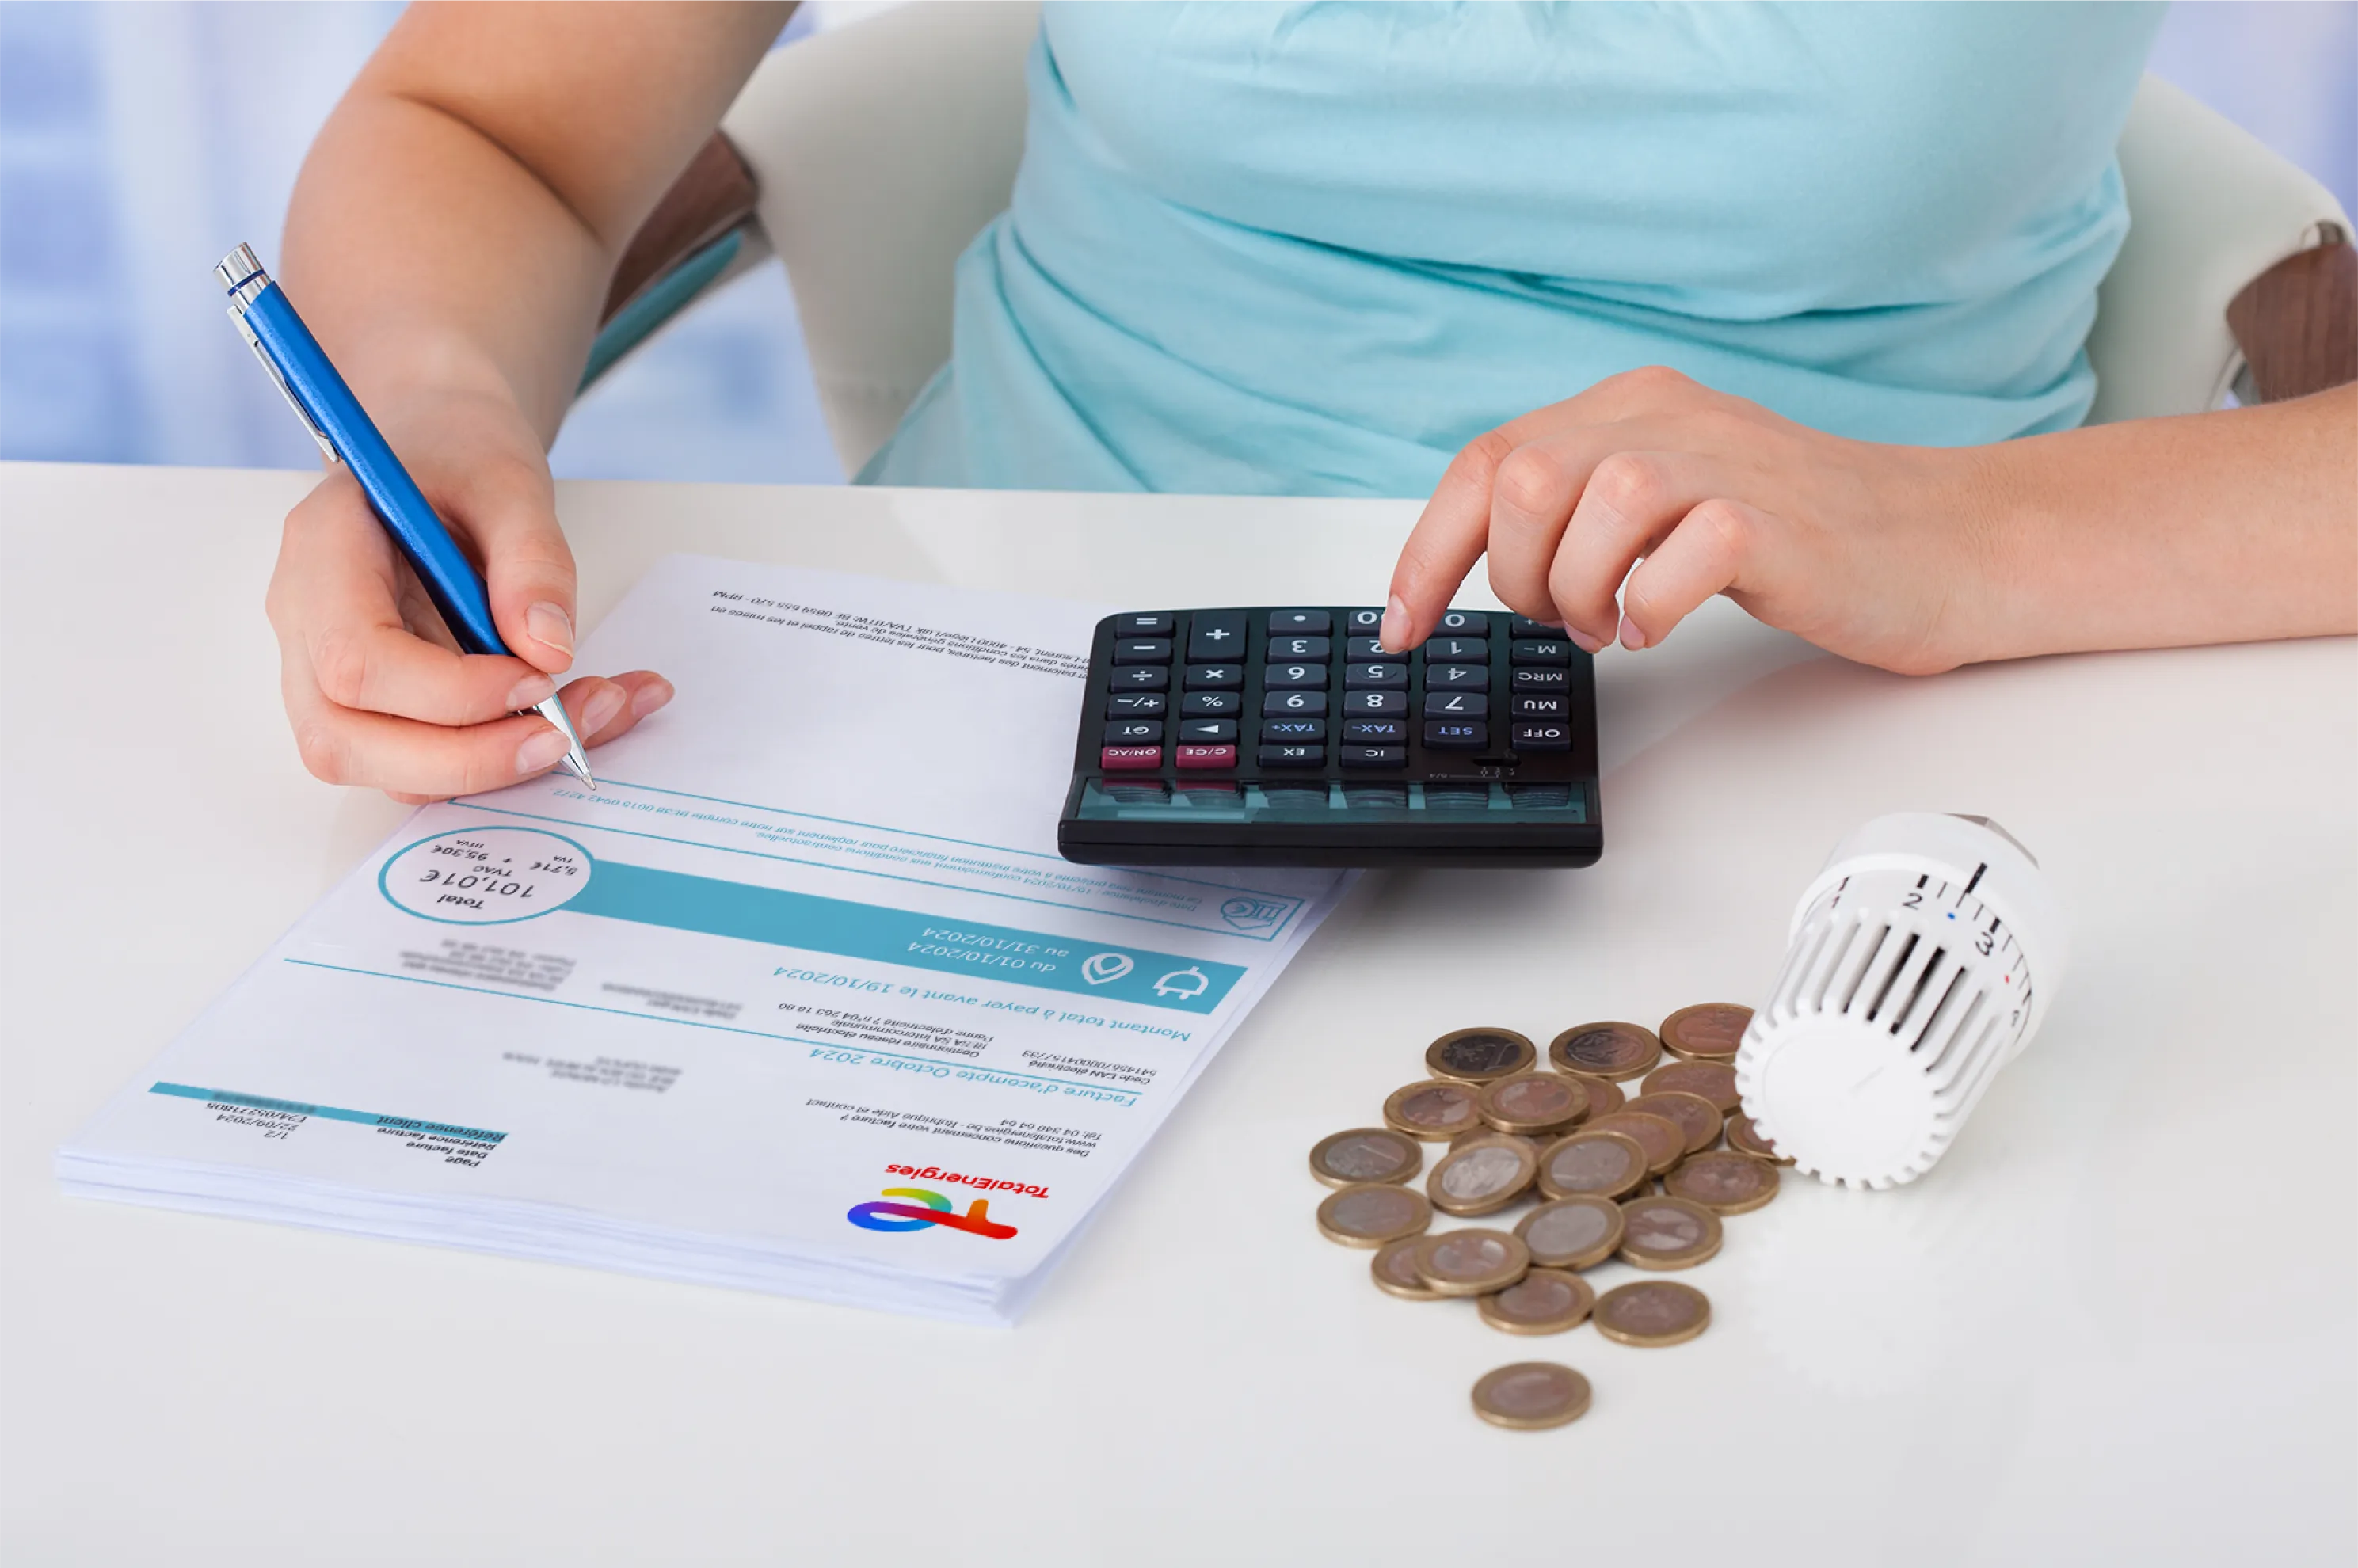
[230,307,339,465]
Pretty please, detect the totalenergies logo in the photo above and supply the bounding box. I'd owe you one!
[846,1187,1018,1239]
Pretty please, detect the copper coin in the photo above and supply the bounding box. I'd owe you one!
[1478,1268,1597,1335]
[1410,1227,1531,1296]
[1427,1135,1540,1216]
[1370,1236,1443,1300]
[1640,1059,1741,1115]
[1514,1196,1626,1271]
[1472,1362,1592,1429]
[1548,1022,1661,1080]
[1725,1113,1794,1166]
[1309,1128,1423,1188]
[1624,1090,1724,1155]
[1453,1127,1543,1157]
[1564,1073,1625,1117]
[1382,1079,1484,1141]
[1533,1130,1649,1201]
[1664,1151,1781,1214]
[1316,1183,1433,1248]
[1659,1003,1751,1062]
[1583,1110,1686,1175]
[1478,1072,1590,1136]
[1594,1281,1711,1347]
[1617,1194,1723,1270]
[1425,1027,1538,1085]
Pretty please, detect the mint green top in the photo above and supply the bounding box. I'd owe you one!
[863,2,2165,496]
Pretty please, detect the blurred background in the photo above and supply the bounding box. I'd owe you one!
[2,0,2352,485]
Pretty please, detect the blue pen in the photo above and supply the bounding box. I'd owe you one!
[215,242,593,789]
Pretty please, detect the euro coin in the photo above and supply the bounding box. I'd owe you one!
[1583,1110,1686,1175]
[1725,1113,1795,1166]
[1565,1073,1625,1117]
[1548,1021,1661,1080]
[1624,1090,1723,1155]
[1425,1027,1538,1084]
[1515,1196,1625,1271]
[1371,1236,1443,1300]
[1617,1194,1723,1269]
[1478,1071,1590,1135]
[1478,1268,1597,1335]
[1664,1151,1781,1214]
[1382,1079,1484,1141]
[1472,1362,1592,1429]
[1411,1227,1531,1296]
[1659,1003,1751,1062]
[1594,1281,1711,1347]
[1428,1134,1540,1216]
[1453,1128,1542,1156]
[1316,1182,1433,1248]
[1534,1129,1649,1201]
[1640,1059,1741,1115]
[1309,1128,1423,1188]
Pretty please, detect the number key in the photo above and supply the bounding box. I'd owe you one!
[1263,690,1329,717]
[1340,690,1407,717]
[1344,663,1408,690]
[1426,664,1486,691]
[1264,664,1328,689]
[1427,637,1488,663]
[1268,635,1330,660]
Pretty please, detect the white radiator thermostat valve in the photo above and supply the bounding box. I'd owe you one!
[1735,813,2068,1190]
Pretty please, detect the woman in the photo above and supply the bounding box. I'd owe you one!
[265,2,2355,801]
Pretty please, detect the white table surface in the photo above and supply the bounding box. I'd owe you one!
[3,460,2352,1566]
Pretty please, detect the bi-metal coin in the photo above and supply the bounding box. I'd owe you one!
[1471,1362,1592,1429]
[1725,1113,1795,1166]
[1452,1128,1543,1156]
[1640,1059,1742,1115]
[1659,1003,1752,1063]
[1624,1090,1724,1156]
[1316,1182,1434,1248]
[1428,1134,1541,1216]
[1309,1128,1423,1189]
[1424,1027,1539,1085]
[1514,1196,1626,1271]
[1533,1130,1650,1201]
[1664,1151,1781,1215]
[1564,1073,1625,1117]
[1477,1268,1598,1335]
[1616,1194,1724,1270]
[1594,1281,1711,1347]
[1370,1236,1444,1300]
[1548,1021,1662,1081]
[1382,1079,1485,1142]
[1409,1227,1531,1296]
[1582,1110,1687,1176]
[1478,1071,1590,1136]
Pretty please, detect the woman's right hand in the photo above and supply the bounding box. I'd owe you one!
[263,382,671,805]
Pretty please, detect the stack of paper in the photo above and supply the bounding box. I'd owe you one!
[59,558,1346,1323]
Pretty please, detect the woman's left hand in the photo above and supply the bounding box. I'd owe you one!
[1380,365,1996,675]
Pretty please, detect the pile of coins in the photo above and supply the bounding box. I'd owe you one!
[1309,1007,1792,1430]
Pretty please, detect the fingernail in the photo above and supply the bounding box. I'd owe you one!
[581,683,627,736]
[504,673,556,711]
[1619,615,1648,651]
[516,726,571,774]
[525,601,574,660]
[630,678,675,719]
[1567,627,1605,654]
[1377,595,1410,653]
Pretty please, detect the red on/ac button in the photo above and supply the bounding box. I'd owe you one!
[1175,744,1237,770]
[1100,746,1163,770]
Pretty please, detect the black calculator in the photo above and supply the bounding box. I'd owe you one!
[1056,607,1600,867]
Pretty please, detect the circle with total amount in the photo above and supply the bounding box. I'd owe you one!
[1425,1028,1538,1085]
[1309,1128,1422,1189]
[1534,1130,1649,1201]
[1664,1151,1782,1214]
[1594,1281,1711,1347]
[1625,1090,1724,1156]
[1427,1136,1539,1216]
[1583,1111,1687,1176]
[1370,1237,1443,1300]
[378,826,593,924]
[1316,1183,1433,1248]
[1725,1113,1795,1166]
[1479,1072,1590,1135]
[1383,1080,1485,1141]
[1478,1268,1597,1334]
[1549,1022,1662,1080]
[1409,1228,1531,1296]
[1515,1196,1626,1271]
[1617,1195,1724,1270]
[1472,1363,1592,1429]
[1659,1003,1753,1062]
[1640,1059,1742,1114]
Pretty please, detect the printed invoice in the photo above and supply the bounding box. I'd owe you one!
[58,558,1348,1323]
